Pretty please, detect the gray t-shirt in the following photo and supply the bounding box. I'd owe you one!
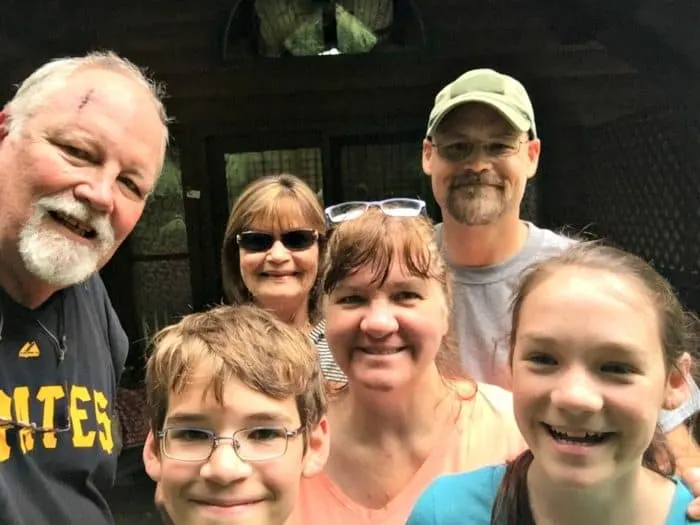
[437,222,573,389]
[437,221,699,432]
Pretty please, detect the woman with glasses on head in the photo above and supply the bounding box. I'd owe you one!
[289,206,525,525]
[221,173,345,384]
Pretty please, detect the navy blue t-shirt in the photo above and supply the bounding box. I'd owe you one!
[0,274,128,525]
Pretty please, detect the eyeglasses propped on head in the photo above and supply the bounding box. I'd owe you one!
[324,198,427,225]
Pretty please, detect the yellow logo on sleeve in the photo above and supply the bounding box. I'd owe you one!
[18,342,40,359]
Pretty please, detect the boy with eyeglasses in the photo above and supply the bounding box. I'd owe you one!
[142,304,329,525]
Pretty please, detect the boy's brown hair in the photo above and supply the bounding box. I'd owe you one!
[145,304,327,439]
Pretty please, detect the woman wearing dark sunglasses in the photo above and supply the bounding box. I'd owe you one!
[221,173,346,384]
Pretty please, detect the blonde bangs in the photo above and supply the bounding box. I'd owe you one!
[245,194,324,234]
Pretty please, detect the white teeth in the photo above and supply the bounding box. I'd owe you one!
[53,212,91,236]
[548,425,607,440]
[551,427,590,438]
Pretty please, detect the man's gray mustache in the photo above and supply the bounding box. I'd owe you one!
[450,174,504,188]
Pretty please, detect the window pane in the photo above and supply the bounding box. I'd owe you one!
[340,142,422,201]
[131,149,188,256]
[224,148,323,207]
[133,259,193,343]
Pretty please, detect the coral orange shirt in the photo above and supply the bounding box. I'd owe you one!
[288,382,525,525]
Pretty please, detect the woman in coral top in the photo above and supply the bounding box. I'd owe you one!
[289,201,525,525]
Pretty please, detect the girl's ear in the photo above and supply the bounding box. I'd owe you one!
[663,352,692,411]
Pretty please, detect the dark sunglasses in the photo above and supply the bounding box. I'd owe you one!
[236,229,319,253]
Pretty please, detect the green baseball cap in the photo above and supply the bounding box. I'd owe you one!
[426,68,537,138]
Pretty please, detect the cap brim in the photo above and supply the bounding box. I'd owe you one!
[427,93,531,137]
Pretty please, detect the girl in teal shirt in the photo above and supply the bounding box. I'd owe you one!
[408,243,696,525]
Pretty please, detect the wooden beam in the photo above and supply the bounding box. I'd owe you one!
[153,48,634,100]
[163,68,649,127]
[164,85,438,125]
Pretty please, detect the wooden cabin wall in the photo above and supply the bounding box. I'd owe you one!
[0,0,646,132]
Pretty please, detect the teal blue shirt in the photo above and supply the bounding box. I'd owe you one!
[407,465,694,525]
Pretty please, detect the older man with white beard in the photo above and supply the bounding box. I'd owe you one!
[0,52,168,525]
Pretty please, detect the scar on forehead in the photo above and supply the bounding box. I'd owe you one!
[77,89,95,111]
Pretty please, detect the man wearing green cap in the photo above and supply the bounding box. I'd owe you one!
[421,68,700,443]
[422,68,571,387]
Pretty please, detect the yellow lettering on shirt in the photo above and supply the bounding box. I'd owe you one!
[0,384,114,457]
[93,391,114,454]
[70,386,95,448]
[13,387,34,453]
[0,390,11,462]
[37,385,65,449]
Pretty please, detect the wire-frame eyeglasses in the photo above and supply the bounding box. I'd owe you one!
[158,425,306,463]
[430,138,530,164]
[324,198,427,225]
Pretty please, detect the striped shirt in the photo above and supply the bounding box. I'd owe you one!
[309,320,347,383]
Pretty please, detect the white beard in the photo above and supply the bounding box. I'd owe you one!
[18,193,115,287]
